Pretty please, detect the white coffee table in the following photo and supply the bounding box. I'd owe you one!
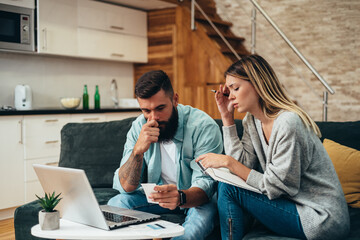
[31,219,184,239]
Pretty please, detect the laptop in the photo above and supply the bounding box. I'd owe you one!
[33,164,160,230]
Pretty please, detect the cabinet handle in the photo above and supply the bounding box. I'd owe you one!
[111,53,124,57]
[45,119,59,123]
[46,162,59,166]
[83,117,100,121]
[45,140,59,144]
[42,28,47,50]
[19,120,23,144]
[110,25,124,30]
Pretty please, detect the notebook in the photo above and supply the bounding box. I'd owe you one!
[33,164,160,230]
[196,161,262,194]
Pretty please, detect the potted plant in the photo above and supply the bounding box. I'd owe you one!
[36,191,62,230]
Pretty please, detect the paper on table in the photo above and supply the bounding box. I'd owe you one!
[197,161,262,194]
[128,220,181,237]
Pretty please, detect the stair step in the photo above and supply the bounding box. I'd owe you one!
[195,15,233,28]
[221,47,249,56]
[207,33,245,42]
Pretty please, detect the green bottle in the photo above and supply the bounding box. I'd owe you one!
[94,85,100,109]
[83,85,89,110]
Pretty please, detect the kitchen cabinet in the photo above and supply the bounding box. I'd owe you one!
[0,0,34,8]
[77,28,147,62]
[77,0,147,62]
[69,113,106,123]
[0,116,25,209]
[0,111,140,208]
[77,0,146,37]
[36,0,147,63]
[36,0,78,56]
[23,114,69,202]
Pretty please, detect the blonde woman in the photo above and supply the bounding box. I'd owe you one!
[196,55,349,240]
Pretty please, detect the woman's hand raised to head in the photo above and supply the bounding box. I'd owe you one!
[215,84,235,126]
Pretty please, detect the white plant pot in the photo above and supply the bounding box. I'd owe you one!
[38,210,60,230]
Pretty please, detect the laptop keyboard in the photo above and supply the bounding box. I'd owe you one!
[102,211,138,223]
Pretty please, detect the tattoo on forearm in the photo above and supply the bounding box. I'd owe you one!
[119,152,143,186]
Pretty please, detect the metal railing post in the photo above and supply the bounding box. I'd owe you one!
[251,7,256,54]
[248,0,335,95]
[191,0,196,30]
[323,91,328,121]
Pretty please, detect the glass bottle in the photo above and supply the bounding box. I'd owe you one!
[83,85,89,110]
[94,85,100,109]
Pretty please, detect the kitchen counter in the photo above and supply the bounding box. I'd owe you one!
[0,108,141,116]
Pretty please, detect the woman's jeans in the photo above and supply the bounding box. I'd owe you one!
[218,182,306,240]
[108,190,217,240]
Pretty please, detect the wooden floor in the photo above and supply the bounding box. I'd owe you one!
[0,218,15,240]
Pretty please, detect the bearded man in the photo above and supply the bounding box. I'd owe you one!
[108,70,223,240]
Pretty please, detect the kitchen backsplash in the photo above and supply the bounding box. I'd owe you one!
[0,52,135,109]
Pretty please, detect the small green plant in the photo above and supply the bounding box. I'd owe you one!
[36,191,62,212]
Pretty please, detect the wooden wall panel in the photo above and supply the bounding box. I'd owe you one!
[134,6,245,119]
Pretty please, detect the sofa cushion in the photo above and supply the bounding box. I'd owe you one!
[14,201,48,240]
[323,138,360,208]
[316,121,360,151]
[59,118,137,188]
[348,207,360,239]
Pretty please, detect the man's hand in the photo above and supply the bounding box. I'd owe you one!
[149,184,180,210]
[133,119,159,155]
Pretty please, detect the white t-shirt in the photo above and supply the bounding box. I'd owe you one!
[160,140,177,185]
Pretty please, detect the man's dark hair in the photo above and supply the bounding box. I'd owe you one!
[135,70,174,99]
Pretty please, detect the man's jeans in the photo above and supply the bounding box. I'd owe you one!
[108,191,217,240]
[218,182,307,240]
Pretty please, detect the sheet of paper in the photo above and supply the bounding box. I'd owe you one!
[207,168,262,194]
[141,183,159,204]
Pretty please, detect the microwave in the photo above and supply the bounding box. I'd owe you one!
[0,3,35,52]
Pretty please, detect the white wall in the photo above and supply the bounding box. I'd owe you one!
[0,52,134,109]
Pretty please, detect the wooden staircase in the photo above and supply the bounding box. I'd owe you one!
[134,0,249,119]
[194,14,250,62]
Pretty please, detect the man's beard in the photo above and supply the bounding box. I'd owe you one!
[157,106,179,143]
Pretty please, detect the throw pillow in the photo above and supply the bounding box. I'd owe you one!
[323,138,360,208]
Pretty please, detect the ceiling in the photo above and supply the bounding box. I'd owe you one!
[99,0,177,10]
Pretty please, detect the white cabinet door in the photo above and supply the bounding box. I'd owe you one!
[77,0,147,37]
[22,114,68,203]
[23,114,70,160]
[69,113,106,123]
[37,0,78,56]
[0,116,25,209]
[77,28,147,63]
[77,0,147,63]
[25,157,58,203]
[0,0,34,8]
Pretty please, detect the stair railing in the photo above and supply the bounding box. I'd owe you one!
[191,0,241,60]
[248,0,334,121]
[190,0,334,121]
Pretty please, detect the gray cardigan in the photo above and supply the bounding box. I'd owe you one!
[223,111,350,240]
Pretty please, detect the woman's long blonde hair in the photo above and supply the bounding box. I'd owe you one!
[225,55,321,137]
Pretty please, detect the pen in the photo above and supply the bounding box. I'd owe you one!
[155,223,165,229]
[211,89,229,97]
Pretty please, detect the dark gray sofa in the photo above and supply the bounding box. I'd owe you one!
[14,117,360,240]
